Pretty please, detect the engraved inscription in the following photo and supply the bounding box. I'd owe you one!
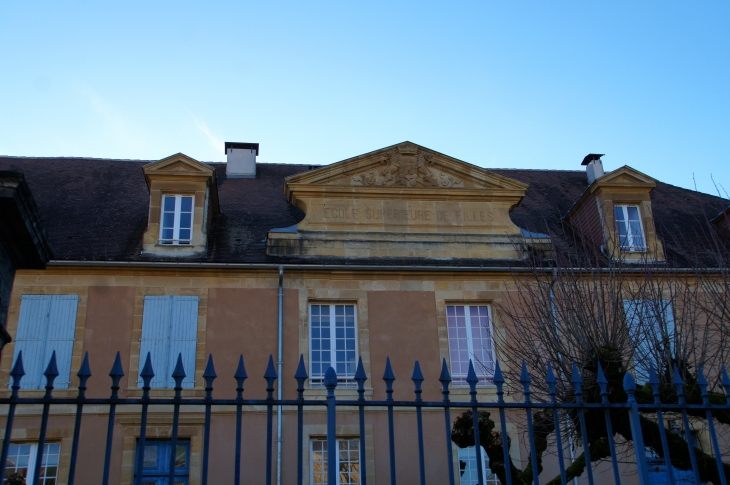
[321,206,495,225]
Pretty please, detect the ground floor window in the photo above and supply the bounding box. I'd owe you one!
[135,440,190,485]
[458,446,499,485]
[311,439,360,484]
[3,443,60,485]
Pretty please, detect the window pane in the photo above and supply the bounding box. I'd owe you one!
[179,213,192,230]
[163,196,176,211]
[614,205,625,222]
[180,197,193,212]
[626,206,640,221]
[178,229,191,241]
[175,445,187,468]
[162,212,175,228]
[447,305,470,384]
[143,444,159,469]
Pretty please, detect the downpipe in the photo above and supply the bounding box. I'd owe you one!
[277,266,284,485]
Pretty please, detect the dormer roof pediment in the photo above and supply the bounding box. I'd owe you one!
[591,165,657,192]
[284,141,529,203]
[142,153,215,187]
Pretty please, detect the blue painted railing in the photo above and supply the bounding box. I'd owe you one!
[0,350,728,485]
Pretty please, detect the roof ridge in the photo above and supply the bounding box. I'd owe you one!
[0,155,154,162]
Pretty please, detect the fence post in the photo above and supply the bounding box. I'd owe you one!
[355,357,369,485]
[572,363,595,485]
[672,364,701,485]
[623,371,651,485]
[295,355,308,485]
[467,360,484,485]
[697,367,728,485]
[102,352,124,485]
[597,363,622,485]
[383,357,397,485]
[67,352,91,485]
[325,366,338,485]
[0,353,25,481]
[201,355,217,485]
[33,352,58,485]
[546,362,567,485]
[233,355,248,485]
[648,366,674,485]
[412,361,426,485]
[439,359,456,485]
[265,356,278,485]
[520,361,540,485]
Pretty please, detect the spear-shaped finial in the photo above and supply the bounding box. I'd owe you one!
[571,362,583,403]
[596,362,609,404]
[411,361,424,402]
[493,360,505,403]
[354,356,367,402]
[140,352,155,396]
[203,355,217,399]
[10,352,25,396]
[623,371,637,402]
[109,351,124,399]
[696,366,709,405]
[171,354,186,394]
[77,352,92,398]
[383,357,395,402]
[264,355,277,399]
[234,355,248,399]
[295,355,308,400]
[44,351,60,396]
[546,361,557,403]
[648,365,661,405]
[439,358,452,402]
[467,360,480,404]
[672,363,685,404]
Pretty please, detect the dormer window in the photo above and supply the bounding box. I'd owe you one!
[614,205,646,251]
[160,195,194,245]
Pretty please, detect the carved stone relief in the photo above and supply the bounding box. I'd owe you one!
[350,149,463,188]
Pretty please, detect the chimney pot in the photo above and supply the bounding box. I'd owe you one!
[225,142,259,178]
[581,153,605,185]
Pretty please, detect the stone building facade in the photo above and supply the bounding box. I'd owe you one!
[0,142,728,485]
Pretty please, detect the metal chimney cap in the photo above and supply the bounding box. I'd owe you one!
[224,142,259,156]
[581,153,604,166]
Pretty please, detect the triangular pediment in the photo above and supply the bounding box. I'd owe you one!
[594,166,656,189]
[285,142,529,192]
[143,153,214,175]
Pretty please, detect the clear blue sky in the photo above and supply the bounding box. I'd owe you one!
[1,2,728,196]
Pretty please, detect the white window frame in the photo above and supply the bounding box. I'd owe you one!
[159,194,194,245]
[309,304,358,386]
[310,438,360,485]
[623,299,675,384]
[3,442,61,484]
[614,204,646,252]
[446,305,496,386]
[457,446,500,485]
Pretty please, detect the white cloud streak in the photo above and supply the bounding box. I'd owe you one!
[189,111,223,156]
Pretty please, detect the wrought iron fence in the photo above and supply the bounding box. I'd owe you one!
[0,349,729,485]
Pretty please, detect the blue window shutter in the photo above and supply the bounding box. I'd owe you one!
[43,295,79,389]
[12,295,52,389]
[140,296,173,388]
[169,296,199,388]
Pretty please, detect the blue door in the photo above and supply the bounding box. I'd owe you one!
[135,440,190,485]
